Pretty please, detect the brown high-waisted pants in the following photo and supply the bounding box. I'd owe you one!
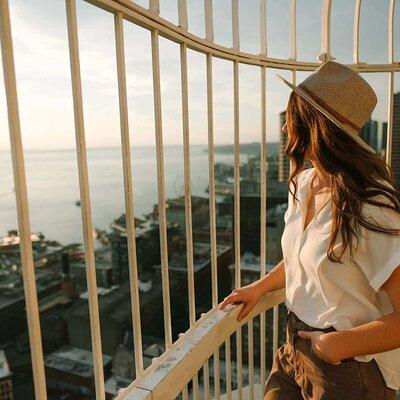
[263,310,397,399]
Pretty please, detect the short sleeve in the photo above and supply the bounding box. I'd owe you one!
[356,197,400,293]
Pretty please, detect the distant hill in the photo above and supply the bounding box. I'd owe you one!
[210,142,280,157]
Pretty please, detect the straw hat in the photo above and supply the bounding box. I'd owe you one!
[275,60,377,154]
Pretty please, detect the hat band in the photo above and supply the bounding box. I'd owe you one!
[298,84,361,132]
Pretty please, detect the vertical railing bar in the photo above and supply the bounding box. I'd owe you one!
[182,386,189,400]
[179,17,195,347]
[320,0,332,62]
[386,0,396,167]
[259,1,268,392]
[259,64,267,396]
[179,9,201,395]
[150,28,173,349]
[204,0,221,397]
[114,11,144,376]
[0,2,47,399]
[386,73,394,168]
[289,0,297,60]
[248,319,254,400]
[65,1,105,399]
[179,28,200,398]
[177,0,188,31]
[205,49,221,399]
[204,0,214,41]
[225,336,232,399]
[260,0,267,56]
[149,0,160,15]
[233,59,243,400]
[231,0,239,51]
[353,0,361,64]
[203,359,211,400]
[388,0,395,64]
[231,1,242,397]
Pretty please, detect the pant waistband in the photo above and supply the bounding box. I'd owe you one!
[286,310,356,363]
[287,310,337,333]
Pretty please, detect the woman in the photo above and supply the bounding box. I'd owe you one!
[218,61,400,399]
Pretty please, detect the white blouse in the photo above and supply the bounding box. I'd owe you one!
[281,166,400,390]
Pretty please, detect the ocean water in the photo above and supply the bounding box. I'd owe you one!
[0,145,236,245]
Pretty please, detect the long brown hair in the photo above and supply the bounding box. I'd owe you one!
[284,90,400,267]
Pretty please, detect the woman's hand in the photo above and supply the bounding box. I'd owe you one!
[218,282,263,321]
[298,330,342,365]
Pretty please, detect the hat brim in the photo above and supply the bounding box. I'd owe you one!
[275,73,376,154]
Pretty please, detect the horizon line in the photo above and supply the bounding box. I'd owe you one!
[0,141,281,153]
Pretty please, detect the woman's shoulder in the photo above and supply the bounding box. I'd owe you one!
[361,179,400,228]
[290,167,314,188]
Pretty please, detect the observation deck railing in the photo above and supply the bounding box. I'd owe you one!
[0,0,398,399]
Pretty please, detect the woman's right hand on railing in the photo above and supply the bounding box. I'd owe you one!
[217,281,264,322]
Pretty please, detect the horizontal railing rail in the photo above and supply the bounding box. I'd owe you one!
[115,288,286,400]
[86,0,400,72]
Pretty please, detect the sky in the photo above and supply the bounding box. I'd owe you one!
[0,0,399,151]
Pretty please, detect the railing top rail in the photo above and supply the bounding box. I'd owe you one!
[86,0,400,72]
[115,288,286,400]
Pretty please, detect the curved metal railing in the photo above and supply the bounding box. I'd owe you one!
[0,0,398,399]
[115,288,285,400]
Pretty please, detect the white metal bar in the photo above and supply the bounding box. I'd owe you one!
[203,359,211,400]
[182,385,189,400]
[231,0,239,50]
[179,40,201,399]
[180,40,196,349]
[225,337,232,399]
[320,0,332,62]
[289,0,297,60]
[204,5,220,400]
[259,64,267,393]
[0,2,47,399]
[248,320,254,400]
[353,0,361,64]
[114,11,144,376]
[233,59,242,400]
[177,0,188,30]
[65,1,105,398]
[204,0,214,42]
[260,0,267,56]
[205,51,221,399]
[205,54,218,315]
[150,28,173,349]
[388,0,395,64]
[149,0,160,15]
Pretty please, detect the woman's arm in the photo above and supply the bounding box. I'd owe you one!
[218,258,286,320]
[255,257,286,293]
[315,264,400,362]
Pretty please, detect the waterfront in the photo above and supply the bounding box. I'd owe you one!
[0,144,243,245]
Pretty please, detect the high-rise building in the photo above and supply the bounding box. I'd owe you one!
[278,110,290,182]
[359,118,378,153]
[392,92,400,190]
[380,121,388,156]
